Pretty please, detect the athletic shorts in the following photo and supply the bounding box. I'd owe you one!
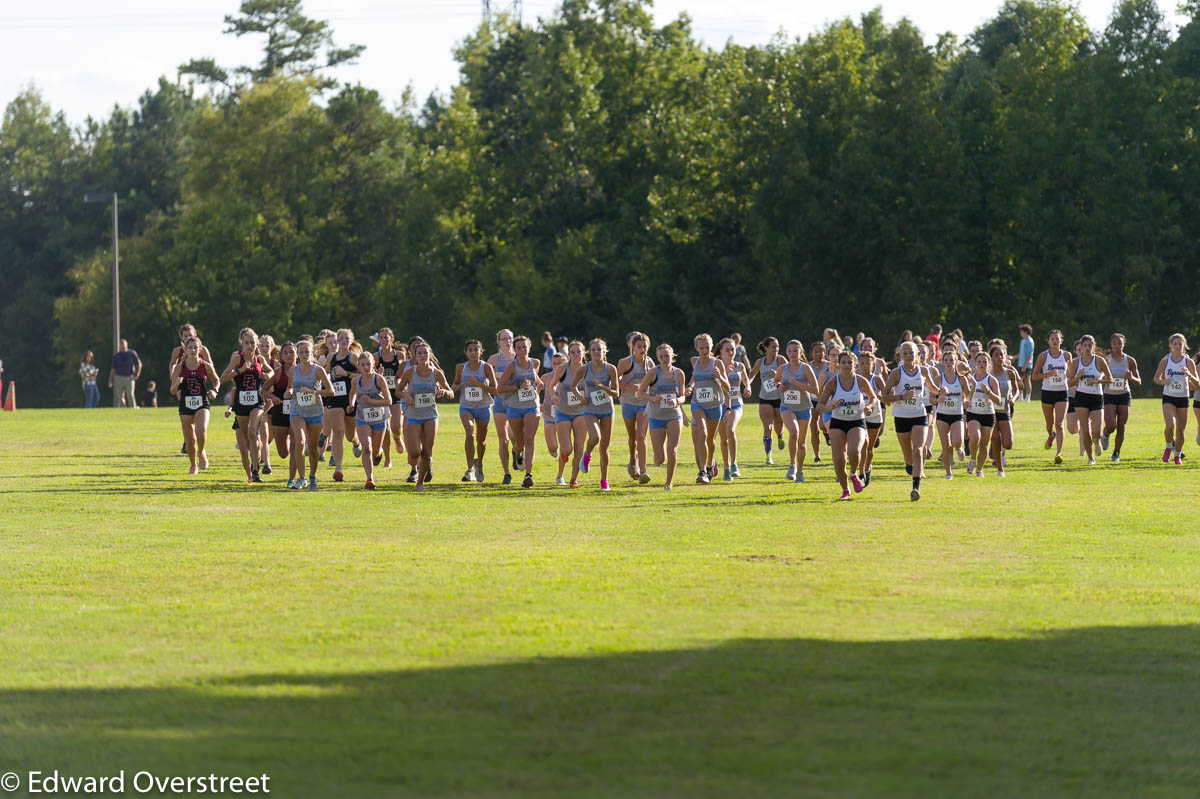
[1106,393,1131,408]
[621,402,646,421]
[821,410,833,424]
[1163,395,1189,409]
[935,412,963,426]
[866,421,883,431]
[893,416,926,434]
[269,403,289,428]
[994,411,1011,422]
[586,410,614,420]
[291,413,323,426]
[759,397,781,409]
[1067,395,1077,412]
[783,408,812,422]
[553,409,582,425]
[692,404,725,423]
[407,416,438,426]
[178,398,210,416]
[356,420,387,431]
[492,396,508,416]
[234,396,266,416]
[1074,392,1103,412]
[1042,389,1068,405]
[460,406,492,423]
[965,411,995,427]
[924,405,934,415]
[509,409,540,421]
[649,416,680,430]
[727,402,743,413]
[829,418,866,433]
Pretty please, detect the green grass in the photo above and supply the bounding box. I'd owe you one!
[2,402,1199,797]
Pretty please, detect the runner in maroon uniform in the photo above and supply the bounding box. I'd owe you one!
[262,341,296,471]
[220,328,275,485]
[170,336,220,474]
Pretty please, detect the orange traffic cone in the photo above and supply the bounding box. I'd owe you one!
[3,381,15,411]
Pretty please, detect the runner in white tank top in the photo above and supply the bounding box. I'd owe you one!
[1066,334,1112,465]
[1153,333,1199,465]
[1100,333,1139,464]
[1032,329,1071,463]
[815,350,879,501]
[965,353,1002,477]
[883,341,930,502]
[857,353,885,487]
[933,350,971,480]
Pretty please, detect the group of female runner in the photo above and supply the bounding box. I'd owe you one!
[165,323,1200,499]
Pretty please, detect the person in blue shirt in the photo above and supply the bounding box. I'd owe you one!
[1017,324,1035,401]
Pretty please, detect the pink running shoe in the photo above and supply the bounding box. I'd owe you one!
[1163,447,1172,463]
[851,474,864,493]
[839,489,852,501]
[581,454,591,473]
[599,479,610,491]
[1174,454,1183,466]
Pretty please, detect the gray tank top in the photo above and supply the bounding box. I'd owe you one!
[726,361,744,406]
[1106,354,1130,395]
[619,356,651,406]
[691,357,723,409]
[354,374,391,425]
[506,359,539,411]
[758,355,784,399]
[647,365,682,421]
[491,352,514,406]
[459,361,491,410]
[407,365,439,421]
[291,364,323,417]
[555,363,584,415]
[780,362,813,412]
[582,362,614,414]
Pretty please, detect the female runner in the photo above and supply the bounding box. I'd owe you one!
[637,343,688,490]
[1153,333,1199,465]
[718,337,749,481]
[262,340,296,481]
[775,339,818,483]
[349,351,392,489]
[988,343,1021,477]
[573,338,620,490]
[965,353,1002,477]
[1064,339,1083,456]
[858,352,886,485]
[320,329,361,481]
[748,337,786,464]
[1032,329,1071,464]
[313,329,336,458]
[396,342,453,491]
[617,332,653,481]
[452,339,497,482]
[170,323,213,454]
[1101,333,1139,463]
[287,337,336,490]
[488,329,517,484]
[547,341,587,486]
[376,327,406,469]
[1066,335,1111,466]
[933,349,969,479]
[883,341,929,501]
[814,351,879,501]
[255,334,277,475]
[687,334,730,485]
[170,335,219,474]
[496,335,543,488]
[219,328,274,484]
[807,341,826,464]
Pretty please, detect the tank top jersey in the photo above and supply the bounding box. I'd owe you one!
[459,361,491,410]
[354,374,391,425]
[1042,350,1068,391]
[865,375,885,424]
[725,362,745,408]
[892,366,926,419]
[992,368,1013,407]
[648,365,683,421]
[758,355,784,399]
[554,364,584,416]
[921,366,935,409]
[491,352,515,407]
[581,362,614,415]
[1075,355,1103,395]
[326,352,355,408]
[378,349,403,402]
[937,371,964,415]
[619,356,652,407]
[1106,355,1132,396]
[831,374,865,421]
[291,363,323,418]
[1163,355,1191,397]
[969,375,996,414]
[234,352,265,407]
[178,360,210,413]
[270,362,289,399]
[406,365,439,421]
[779,362,813,413]
[691,357,723,409]
[506,359,539,412]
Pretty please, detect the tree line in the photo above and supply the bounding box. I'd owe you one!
[4,0,1200,406]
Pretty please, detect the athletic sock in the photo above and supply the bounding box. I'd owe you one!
[763,436,772,454]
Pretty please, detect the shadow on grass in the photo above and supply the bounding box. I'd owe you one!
[4,627,1199,797]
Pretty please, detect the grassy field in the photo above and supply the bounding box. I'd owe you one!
[2,401,1199,797]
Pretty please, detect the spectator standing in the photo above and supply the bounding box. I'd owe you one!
[80,351,100,408]
[926,324,942,351]
[141,380,159,408]
[541,331,557,370]
[109,339,141,408]
[1017,324,1035,401]
[730,333,753,374]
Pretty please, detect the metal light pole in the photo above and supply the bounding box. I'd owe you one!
[84,192,119,358]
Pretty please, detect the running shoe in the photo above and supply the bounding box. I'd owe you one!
[795,470,805,483]
[967,461,974,475]
[823,431,831,446]
[1163,447,1173,463]
[1174,454,1183,466]
[639,472,651,484]
[910,488,920,502]
[696,470,710,485]
[353,443,362,459]
[955,448,965,464]
[295,477,307,490]
[365,480,375,490]
[627,460,638,479]
[944,473,953,480]
[570,480,580,488]
[863,469,871,487]
[333,469,344,482]
[905,464,913,476]
[581,454,591,473]
[474,459,484,482]
[251,469,263,483]
[813,455,821,465]
[374,454,383,466]
[415,483,425,493]
[1110,454,1120,463]
[329,456,337,469]
[522,474,533,488]
[1044,434,1053,450]
[556,476,567,486]
[664,484,673,492]
[462,469,475,482]
[502,473,512,485]
[839,489,851,500]
[785,465,796,481]
[600,480,610,491]
[317,434,327,450]
[424,469,433,483]
[262,463,272,475]
[407,467,417,483]
[1053,454,1062,464]
[850,474,864,493]
[777,434,785,450]
[975,469,985,478]
[198,455,208,470]
[307,477,318,491]
[723,468,733,482]
[180,442,187,454]
[731,463,741,478]
[1100,433,1109,451]
[286,479,296,489]
[997,469,1006,478]
[1087,457,1096,466]
[765,454,775,465]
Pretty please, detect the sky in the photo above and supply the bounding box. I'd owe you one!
[0,0,1190,125]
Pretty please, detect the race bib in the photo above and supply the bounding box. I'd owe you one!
[590,389,608,406]
[972,395,989,412]
[659,393,676,410]
[518,386,537,404]
[296,388,316,406]
[332,381,348,397]
[835,400,860,419]
[941,395,960,412]
[363,405,386,422]
[783,390,802,405]
[384,374,396,389]
[1111,377,1127,392]
[761,376,777,394]
[1046,369,1065,388]
[414,392,434,408]
[464,386,484,402]
[905,389,922,407]
[1170,378,1187,394]
[184,394,203,411]
[282,399,293,415]
[695,386,715,404]
[567,391,583,406]
[238,390,259,405]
